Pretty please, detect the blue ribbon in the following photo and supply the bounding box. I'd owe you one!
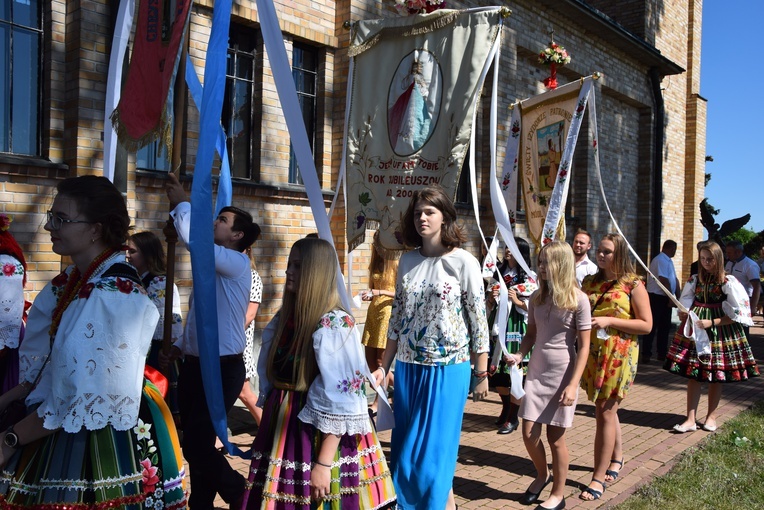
[186,54,232,215]
[188,0,245,457]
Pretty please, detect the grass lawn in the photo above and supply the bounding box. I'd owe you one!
[615,400,764,510]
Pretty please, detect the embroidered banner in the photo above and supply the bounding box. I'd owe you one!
[346,9,503,253]
[111,0,192,152]
[500,80,587,246]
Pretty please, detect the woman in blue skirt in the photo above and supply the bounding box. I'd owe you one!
[373,186,490,510]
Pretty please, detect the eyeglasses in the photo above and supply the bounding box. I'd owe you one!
[46,211,95,231]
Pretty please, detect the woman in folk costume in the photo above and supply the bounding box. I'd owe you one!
[243,237,395,510]
[665,241,759,433]
[127,231,184,420]
[487,238,537,434]
[0,176,186,509]
[373,186,490,510]
[0,214,29,394]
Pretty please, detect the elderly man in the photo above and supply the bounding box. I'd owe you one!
[725,240,760,336]
[641,240,680,363]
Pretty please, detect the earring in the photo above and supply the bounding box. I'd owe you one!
[91,238,96,244]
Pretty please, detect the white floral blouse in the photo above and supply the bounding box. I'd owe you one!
[258,309,372,436]
[388,248,489,366]
[0,254,24,349]
[144,275,183,343]
[23,253,160,432]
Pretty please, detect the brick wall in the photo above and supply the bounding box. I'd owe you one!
[1,0,704,333]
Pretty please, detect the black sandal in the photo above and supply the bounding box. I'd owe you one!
[579,479,606,501]
[605,458,623,483]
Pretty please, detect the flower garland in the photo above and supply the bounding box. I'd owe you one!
[394,0,445,15]
[49,248,117,337]
[538,41,571,90]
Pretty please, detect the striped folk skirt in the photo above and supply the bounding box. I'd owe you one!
[242,388,395,510]
[0,380,187,509]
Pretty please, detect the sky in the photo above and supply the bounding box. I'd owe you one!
[700,0,762,233]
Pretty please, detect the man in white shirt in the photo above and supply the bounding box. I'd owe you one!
[725,240,760,336]
[163,174,261,509]
[571,229,598,286]
[640,240,680,363]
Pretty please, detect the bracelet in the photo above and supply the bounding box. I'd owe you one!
[378,366,386,380]
[472,369,488,378]
[314,460,332,468]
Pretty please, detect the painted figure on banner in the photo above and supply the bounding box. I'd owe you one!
[387,50,442,156]
[538,122,564,191]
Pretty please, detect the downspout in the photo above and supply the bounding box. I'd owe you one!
[649,67,664,256]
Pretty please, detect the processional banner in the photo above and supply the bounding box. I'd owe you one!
[111,0,193,152]
[346,9,503,252]
[501,78,593,246]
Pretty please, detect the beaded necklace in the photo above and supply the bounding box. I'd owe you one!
[49,248,116,337]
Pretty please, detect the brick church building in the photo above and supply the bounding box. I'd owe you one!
[0,0,705,329]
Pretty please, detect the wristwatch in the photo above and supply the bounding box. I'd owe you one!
[3,427,19,449]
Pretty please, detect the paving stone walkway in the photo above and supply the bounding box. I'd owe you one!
[209,319,764,509]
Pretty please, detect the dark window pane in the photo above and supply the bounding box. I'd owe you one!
[0,1,9,21]
[12,28,39,155]
[136,140,170,171]
[14,0,40,28]
[226,51,235,76]
[289,44,318,185]
[0,25,9,152]
[236,55,253,80]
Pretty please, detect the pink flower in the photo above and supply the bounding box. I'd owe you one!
[0,214,10,232]
[321,317,331,328]
[141,458,159,491]
[2,263,15,277]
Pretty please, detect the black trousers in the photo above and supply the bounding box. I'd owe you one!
[179,355,246,508]
[640,293,672,359]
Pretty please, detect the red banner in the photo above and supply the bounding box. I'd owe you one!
[111,0,192,152]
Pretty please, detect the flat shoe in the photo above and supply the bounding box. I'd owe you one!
[579,479,605,501]
[519,476,552,505]
[672,423,697,433]
[498,420,520,435]
[702,423,717,432]
[535,499,565,510]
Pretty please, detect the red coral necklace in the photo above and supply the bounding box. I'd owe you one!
[49,248,116,337]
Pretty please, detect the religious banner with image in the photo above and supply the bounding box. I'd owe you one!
[501,79,592,246]
[345,8,504,253]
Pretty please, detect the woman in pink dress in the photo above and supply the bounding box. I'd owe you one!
[507,241,591,510]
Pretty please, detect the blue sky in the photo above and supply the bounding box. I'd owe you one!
[701,0,762,233]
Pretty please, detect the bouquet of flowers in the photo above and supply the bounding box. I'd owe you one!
[538,42,571,89]
[538,43,571,66]
[394,0,445,15]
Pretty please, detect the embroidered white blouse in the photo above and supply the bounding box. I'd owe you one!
[144,274,183,342]
[0,254,24,349]
[388,248,489,366]
[679,274,754,326]
[258,309,372,436]
[23,253,159,432]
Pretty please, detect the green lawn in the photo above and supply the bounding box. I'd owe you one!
[615,400,764,510]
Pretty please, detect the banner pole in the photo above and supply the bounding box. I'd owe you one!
[162,25,189,357]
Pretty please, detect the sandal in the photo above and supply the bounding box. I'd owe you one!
[605,458,623,483]
[579,479,606,501]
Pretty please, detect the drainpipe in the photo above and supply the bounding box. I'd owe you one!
[649,67,664,257]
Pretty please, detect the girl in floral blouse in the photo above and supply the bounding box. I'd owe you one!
[243,238,395,509]
[373,186,489,510]
[579,233,651,502]
[0,214,28,395]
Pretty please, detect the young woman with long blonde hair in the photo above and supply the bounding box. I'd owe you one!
[579,233,652,501]
[507,241,591,510]
[243,238,395,509]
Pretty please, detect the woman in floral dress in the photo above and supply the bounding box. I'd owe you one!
[579,233,652,501]
[244,238,395,509]
[372,186,489,510]
[487,238,537,434]
[665,241,759,433]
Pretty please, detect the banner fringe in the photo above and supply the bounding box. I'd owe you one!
[110,103,174,156]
